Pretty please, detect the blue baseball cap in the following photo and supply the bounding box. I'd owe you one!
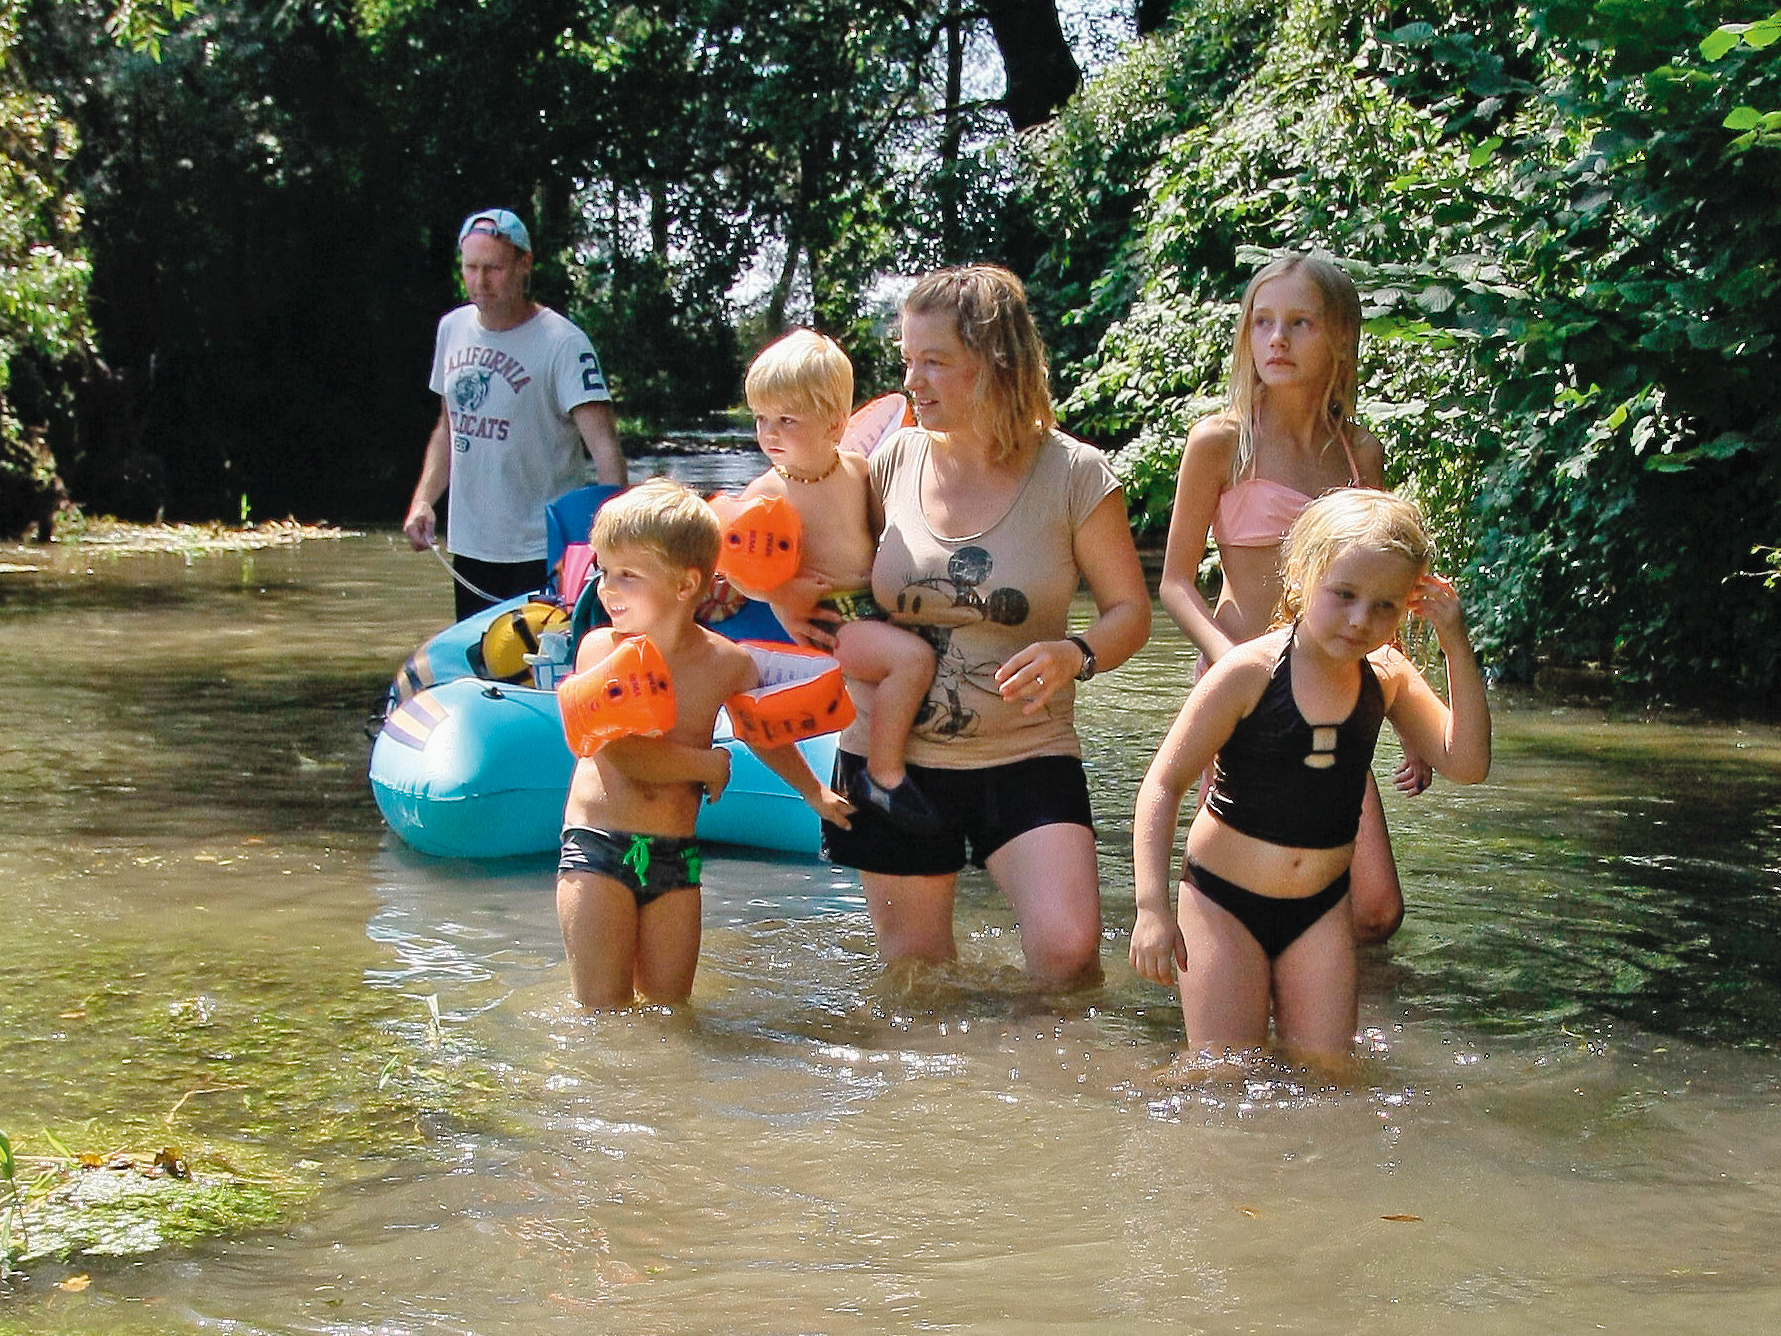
[458,209,532,253]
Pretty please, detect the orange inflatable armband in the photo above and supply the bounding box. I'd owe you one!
[710,492,802,592]
[839,392,915,457]
[723,642,855,748]
[558,634,676,757]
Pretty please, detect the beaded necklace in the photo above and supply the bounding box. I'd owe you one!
[774,451,842,484]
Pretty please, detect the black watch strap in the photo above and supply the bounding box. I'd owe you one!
[1068,634,1097,681]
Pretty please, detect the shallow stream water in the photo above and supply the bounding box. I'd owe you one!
[1,453,1778,1333]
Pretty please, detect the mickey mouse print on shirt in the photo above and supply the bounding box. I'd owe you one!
[890,545,1030,741]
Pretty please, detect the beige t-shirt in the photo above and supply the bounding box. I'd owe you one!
[840,427,1119,769]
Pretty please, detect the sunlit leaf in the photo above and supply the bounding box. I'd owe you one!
[1699,26,1747,61]
[1745,16,1781,49]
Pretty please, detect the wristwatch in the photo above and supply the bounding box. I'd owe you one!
[1068,635,1097,682]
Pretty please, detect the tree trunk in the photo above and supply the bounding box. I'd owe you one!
[766,233,799,335]
[940,12,964,256]
[1136,0,1174,37]
[978,0,1081,131]
[649,180,670,258]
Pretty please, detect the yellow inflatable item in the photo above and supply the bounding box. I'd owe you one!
[558,634,676,757]
[469,598,571,684]
[724,642,855,748]
[710,492,803,592]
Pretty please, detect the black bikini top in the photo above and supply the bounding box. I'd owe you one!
[1205,632,1385,849]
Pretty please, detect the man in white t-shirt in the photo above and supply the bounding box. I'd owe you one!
[404,208,626,619]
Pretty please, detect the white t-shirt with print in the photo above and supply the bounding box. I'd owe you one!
[429,304,611,563]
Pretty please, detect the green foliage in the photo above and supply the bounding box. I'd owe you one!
[355,0,939,418]
[18,0,447,519]
[1,1,199,418]
[9,0,1777,692]
[103,0,196,55]
[1038,0,1491,578]
[1034,0,1781,694]
[570,251,742,421]
[1,0,92,535]
[1702,8,1781,146]
[1017,1,1274,376]
[1384,0,1781,687]
[18,0,973,510]
[0,1129,17,1277]
[0,0,91,390]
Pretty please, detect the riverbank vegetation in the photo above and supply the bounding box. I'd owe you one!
[1,0,1776,692]
[1027,1,1781,694]
[0,926,508,1271]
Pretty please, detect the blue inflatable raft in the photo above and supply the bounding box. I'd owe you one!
[368,485,838,860]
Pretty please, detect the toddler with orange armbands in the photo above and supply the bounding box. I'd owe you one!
[554,479,852,1009]
[719,330,943,835]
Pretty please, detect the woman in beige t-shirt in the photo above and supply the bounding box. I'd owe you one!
[818,265,1151,986]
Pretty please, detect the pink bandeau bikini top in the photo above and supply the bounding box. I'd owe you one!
[1211,437,1362,549]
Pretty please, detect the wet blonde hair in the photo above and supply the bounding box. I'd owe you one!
[590,478,720,582]
[1227,252,1363,487]
[744,328,854,426]
[1276,488,1433,627]
[903,264,1055,464]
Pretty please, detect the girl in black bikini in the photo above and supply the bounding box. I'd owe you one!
[1131,490,1491,1062]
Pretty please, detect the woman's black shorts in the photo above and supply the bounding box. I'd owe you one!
[822,750,1093,876]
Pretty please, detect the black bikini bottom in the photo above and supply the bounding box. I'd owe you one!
[1186,858,1350,959]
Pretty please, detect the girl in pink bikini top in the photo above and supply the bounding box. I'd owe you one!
[1156,252,1421,951]
[1210,432,1363,550]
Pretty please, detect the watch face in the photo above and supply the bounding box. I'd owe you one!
[1072,636,1096,680]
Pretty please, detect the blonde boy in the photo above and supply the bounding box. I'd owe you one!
[557,478,851,1008]
[735,330,941,833]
